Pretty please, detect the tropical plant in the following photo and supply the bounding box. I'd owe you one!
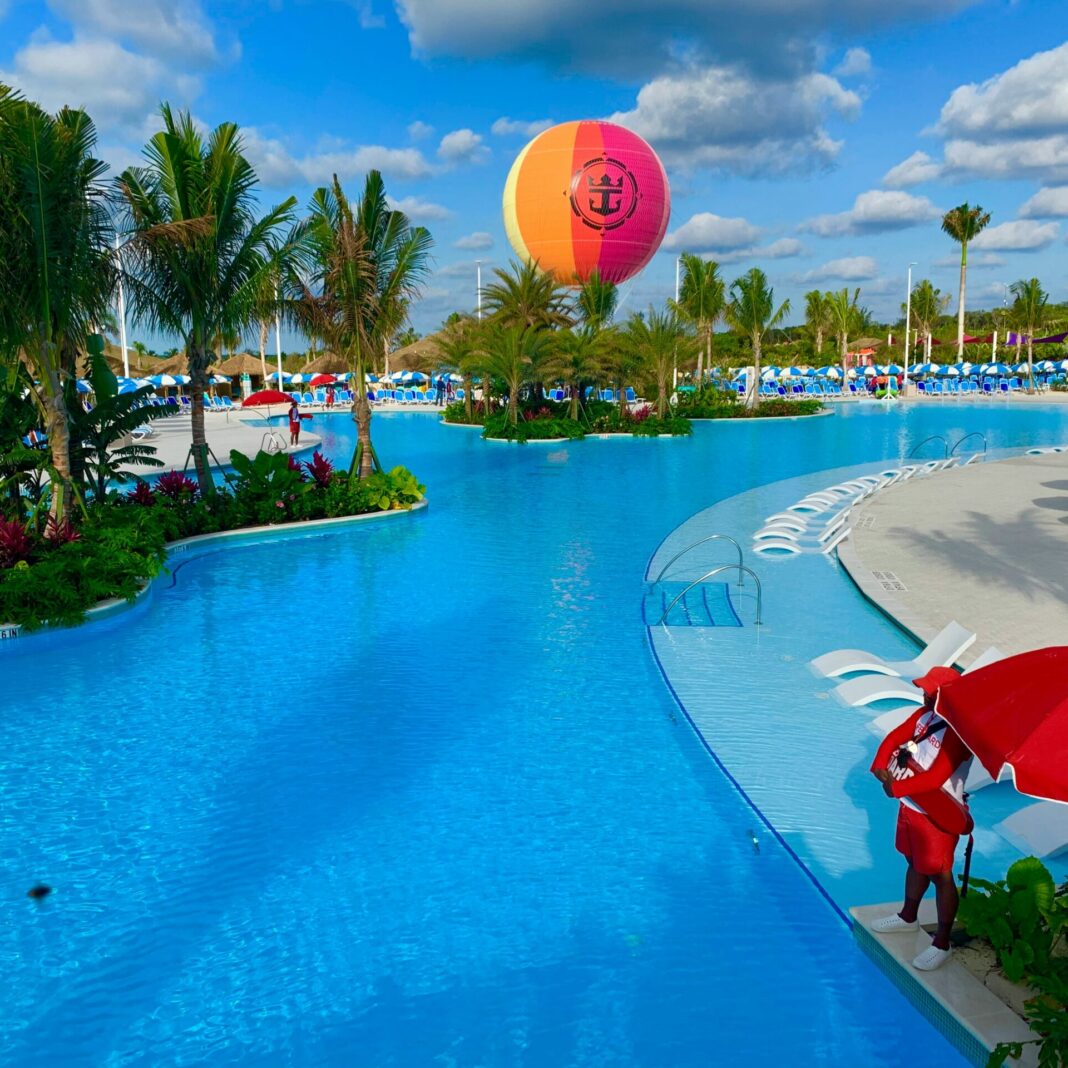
[300,172,433,477]
[1009,278,1051,392]
[304,450,334,487]
[804,290,833,361]
[904,280,950,363]
[481,323,554,426]
[482,260,573,331]
[674,253,724,382]
[0,84,117,522]
[623,309,693,418]
[941,202,992,357]
[544,327,608,419]
[117,104,299,494]
[65,347,170,500]
[826,288,864,385]
[575,269,619,331]
[0,363,48,516]
[433,315,483,422]
[726,269,791,409]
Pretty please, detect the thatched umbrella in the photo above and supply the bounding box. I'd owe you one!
[852,337,886,350]
[216,353,266,378]
[303,351,349,373]
[386,331,446,374]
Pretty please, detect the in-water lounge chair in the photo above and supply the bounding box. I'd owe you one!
[840,646,1005,709]
[811,620,976,679]
[994,802,1068,858]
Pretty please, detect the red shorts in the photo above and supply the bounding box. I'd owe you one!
[289,421,300,435]
[896,804,958,875]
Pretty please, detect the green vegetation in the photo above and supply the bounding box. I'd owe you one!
[0,452,424,630]
[941,202,992,358]
[958,857,1068,1068]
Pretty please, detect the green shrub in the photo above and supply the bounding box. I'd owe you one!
[443,401,484,425]
[678,396,823,419]
[631,416,692,437]
[483,413,585,442]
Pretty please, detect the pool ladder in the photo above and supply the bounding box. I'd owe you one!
[261,430,288,454]
[658,565,763,627]
[651,533,745,584]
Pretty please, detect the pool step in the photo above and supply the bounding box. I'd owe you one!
[642,581,742,628]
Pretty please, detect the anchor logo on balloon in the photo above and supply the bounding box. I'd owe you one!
[570,156,639,232]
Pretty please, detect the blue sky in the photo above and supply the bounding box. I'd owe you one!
[2,0,1068,345]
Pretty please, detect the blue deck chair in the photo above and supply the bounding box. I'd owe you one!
[166,396,178,407]
[314,389,327,404]
[403,389,415,403]
[456,388,465,401]
[426,388,438,403]
[624,387,637,403]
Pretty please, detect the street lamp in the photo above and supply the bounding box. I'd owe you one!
[673,255,681,388]
[903,262,917,392]
[114,233,130,378]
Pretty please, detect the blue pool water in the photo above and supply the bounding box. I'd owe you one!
[4,402,1068,1065]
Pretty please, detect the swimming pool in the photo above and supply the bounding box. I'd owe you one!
[4,402,1067,1065]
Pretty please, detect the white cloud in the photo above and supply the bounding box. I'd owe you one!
[352,0,386,29]
[804,256,880,281]
[663,212,762,252]
[491,116,554,138]
[882,150,942,188]
[48,0,223,65]
[243,127,434,187]
[1020,187,1068,219]
[438,259,492,278]
[970,220,1059,251]
[0,35,187,130]
[407,120,434,140]
[437,127,489,164]
[930,43,1068,183]
[803,189,940,236]
[931,252,1004,268]
[386,195,452,222]
[708,237,806,264]
[833,47,871,77]
[454,231,494,250]
[610,64,860,175]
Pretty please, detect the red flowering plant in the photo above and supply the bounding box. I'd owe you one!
[287,455,309,481]
[126,481,157,506]
[628,404,652,424]
[43,516,81,545]
[155,471,199,502]
[0,517,34,568]
[304,450,334,487]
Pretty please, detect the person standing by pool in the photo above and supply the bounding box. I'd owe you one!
[288,397,302,446]
[869,667,973,972]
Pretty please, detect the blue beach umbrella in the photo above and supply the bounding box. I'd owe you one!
[266,370,292,383]
[146,373,177,387]
[880,363,902,375]
[210,374,231,385]
[1012,362,1030,375]
[981,362,1012,377]
[1035,360,1055,373]
[780,366,803,378]
[912,362,938,375]
[814,365,840,378]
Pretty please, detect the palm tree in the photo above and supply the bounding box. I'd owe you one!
[482,260,573,331]
[575,269,618,331]
[433,315,483,421]
[826,288,863,385]
[902,280,949,363]
[118,105,298,493]
[941,203,992,357]
[545,327,609,420]
[673,253,724,383]
[804,290,832,362]
[1009,278,1050,392]
[726,269,790,410]
[623,309,692,418]
[482,323,553,426]
[0,85,116,522]
[301,172,432,476]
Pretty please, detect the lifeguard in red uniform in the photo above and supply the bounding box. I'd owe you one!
[869,666,973,971]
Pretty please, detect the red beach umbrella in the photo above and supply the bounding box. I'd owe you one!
[309,373,336,386]
[242,389,293,406]
[936,647,1068,803]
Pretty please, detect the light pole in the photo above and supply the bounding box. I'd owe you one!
[476,260,483,321]
[673,255,681,388]
[114,233,130,378]
[903,262,917,392]
[274,287,284,389]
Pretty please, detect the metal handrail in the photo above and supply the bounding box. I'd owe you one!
[950,431,987,456]
[907,435,949,459]
[658,565,762,626]
[652,533,744,585]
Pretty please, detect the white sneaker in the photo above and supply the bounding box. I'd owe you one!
[912,945,952,971]
[869,913,918,933]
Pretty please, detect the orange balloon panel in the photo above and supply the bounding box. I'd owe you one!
[503,120,671,286]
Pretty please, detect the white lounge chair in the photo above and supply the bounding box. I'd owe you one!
[995,801,1068,858]
[810,620,976,679]
[836,645,1004,708]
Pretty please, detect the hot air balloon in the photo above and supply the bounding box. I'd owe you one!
[502,120,671,287]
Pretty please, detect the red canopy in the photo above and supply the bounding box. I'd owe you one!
[961,334,984,344]
[242,389,293,406]
[309,373,336,386]
[936,647,1068,803]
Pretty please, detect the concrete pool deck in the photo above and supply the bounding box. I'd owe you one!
[841,451,1068,665]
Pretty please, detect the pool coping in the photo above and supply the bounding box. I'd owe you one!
[0,500,428,645]
[851,901,1039,1067]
